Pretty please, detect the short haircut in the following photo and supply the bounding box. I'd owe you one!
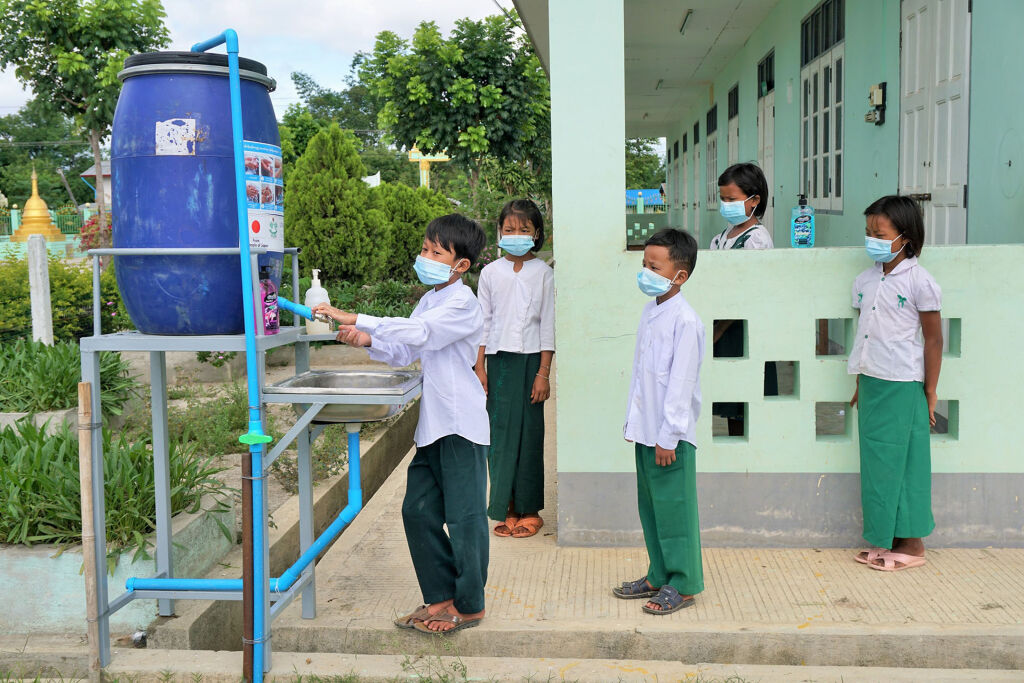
[864,195,925,258]
[645,227,698,275]
[497,198,546,253]
[718,162,769,219]
[425,214,487,265]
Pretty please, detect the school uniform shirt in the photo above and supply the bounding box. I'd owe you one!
[623,292,705,451]
[477,258,555,355]
[709,223,774,250]
[355,279,490,448]
[847,256,942,383]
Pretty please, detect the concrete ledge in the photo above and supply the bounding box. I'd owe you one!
[147,400,419,651]
[558,472,1024,547]
[0,409,76,436]
[0,495,234,635]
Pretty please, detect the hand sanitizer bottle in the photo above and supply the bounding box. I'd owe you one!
[791,194,815,248]
[304,269,332,334]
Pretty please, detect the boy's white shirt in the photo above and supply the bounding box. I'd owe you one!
[848,256,942,382]
[624,292,705,450]
[478,257,556,354]
[355,279,490,447]
[709,223,774,250]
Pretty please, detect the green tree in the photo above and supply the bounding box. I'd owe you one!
[292,65,380,146]
[0,98,93,206]
[371,182,451,275]
[0,0,170,228]
[625,138,666,189]
[358,14,550,209]
[285,124,390,283]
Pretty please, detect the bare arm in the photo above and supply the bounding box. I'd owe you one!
[920,311,943,427]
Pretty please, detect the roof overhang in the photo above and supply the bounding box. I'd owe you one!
[514,0,780,137]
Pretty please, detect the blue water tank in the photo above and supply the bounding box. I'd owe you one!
[112,51,282,335]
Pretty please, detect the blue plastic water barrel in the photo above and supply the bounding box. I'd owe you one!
[112,51,282,335]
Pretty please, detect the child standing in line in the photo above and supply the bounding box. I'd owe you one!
[710,162,776,436]
[612,228,704,615]
[849,195,942,572]
[475,199,555,539]
[313,214,490,633]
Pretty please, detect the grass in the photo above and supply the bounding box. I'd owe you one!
[0,419,231,567]
[0,338,139,416]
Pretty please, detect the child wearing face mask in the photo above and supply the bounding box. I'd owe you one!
[613,228,704,615]
[710,162,776,435]
[849,195,942,572]
[474,199,555,539]
[313,214,491,634]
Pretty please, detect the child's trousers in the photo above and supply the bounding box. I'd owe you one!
[402,434,489,615]
[485,351,545,520]
[635,442,704,596]
[857,374,935,548]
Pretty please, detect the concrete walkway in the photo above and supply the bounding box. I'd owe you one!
[268,394,1024,674]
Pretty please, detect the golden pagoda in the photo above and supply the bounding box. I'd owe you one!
[12,167,63,242]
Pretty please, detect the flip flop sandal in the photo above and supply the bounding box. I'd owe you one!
[412,610,483,635]
[394,604,433,629]
[612,576,658,600]
[511,514,543,538]
[869,551,927,572]
[854,547,886,565]
[641,585,695,615]
[493,515,519,537]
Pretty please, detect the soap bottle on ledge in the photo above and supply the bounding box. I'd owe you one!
[304,268,332,335]
[258,266,279,335]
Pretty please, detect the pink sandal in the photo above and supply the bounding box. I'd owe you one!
[854,548,886,565]
[869,551,926,572]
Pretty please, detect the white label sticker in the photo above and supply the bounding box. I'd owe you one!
[155,118,196,155]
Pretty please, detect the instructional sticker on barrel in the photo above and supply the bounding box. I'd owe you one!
[244,140,284,252]
[155,118,196,155]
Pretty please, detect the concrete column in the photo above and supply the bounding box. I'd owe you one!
[11,208,21,234]
[27,235,54,345]
[549,0,625,541]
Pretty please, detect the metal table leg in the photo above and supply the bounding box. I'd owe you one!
[150,351,174,617]
[297,423,316,618]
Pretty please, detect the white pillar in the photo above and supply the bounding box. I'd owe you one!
[27,234,54,345]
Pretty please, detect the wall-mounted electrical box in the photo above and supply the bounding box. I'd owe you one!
[865,82,886,125]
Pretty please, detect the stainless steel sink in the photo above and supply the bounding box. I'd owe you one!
[264,370,422,423]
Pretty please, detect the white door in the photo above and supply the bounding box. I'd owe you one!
[757,90,776,234]
[693,143,701,243]
[681,154,689,230]
[900,0,970,245]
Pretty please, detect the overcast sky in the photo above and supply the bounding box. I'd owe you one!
[0,0,503,118]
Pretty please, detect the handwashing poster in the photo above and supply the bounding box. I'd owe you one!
[243,140,284,252]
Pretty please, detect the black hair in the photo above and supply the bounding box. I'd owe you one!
[425,214,487,266]
[645,227,698,275]
[864,195,925,258]
[717,162,769,219]
[497,198,546,253]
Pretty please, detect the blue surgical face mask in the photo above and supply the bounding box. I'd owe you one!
[498,235,535,256]
[414,255,458,285]
[719,196,755,225]
[865,235,905,263]
[636,267,680,297]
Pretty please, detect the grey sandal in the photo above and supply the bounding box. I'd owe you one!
[641,585,695,615]
[612,576,658,600]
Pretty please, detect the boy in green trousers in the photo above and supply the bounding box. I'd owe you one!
[612,228,705,614]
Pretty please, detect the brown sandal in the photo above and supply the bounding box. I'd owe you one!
[511,514,543,538]
[394,604,433,629]
[493,515,519,537]
[412,609,483,635]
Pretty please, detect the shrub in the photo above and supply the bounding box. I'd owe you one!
[286,125,392,283]
[77,213,112,252]
[371,182,452,276]
[0,420,230,562]
[0,339,138,416]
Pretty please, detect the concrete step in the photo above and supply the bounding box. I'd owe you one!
[99,649,1024,682]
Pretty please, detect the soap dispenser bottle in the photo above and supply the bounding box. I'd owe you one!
[304,269,332,334]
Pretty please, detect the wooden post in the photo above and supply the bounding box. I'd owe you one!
[27,235,54,345]
[77,382,101,682]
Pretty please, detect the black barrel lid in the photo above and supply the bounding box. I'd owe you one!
[124,51,268,76]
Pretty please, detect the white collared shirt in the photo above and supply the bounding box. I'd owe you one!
[623,292,705,450]
[477,257,555,355]
[355,279,490,447]
[847,256,942,382]
[709,223,774,250]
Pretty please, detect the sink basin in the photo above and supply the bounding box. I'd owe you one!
[264,370,422,423]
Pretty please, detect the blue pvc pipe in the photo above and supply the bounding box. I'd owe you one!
[125,427,364,594]
[276,296,313,320]
[191,29,268,682]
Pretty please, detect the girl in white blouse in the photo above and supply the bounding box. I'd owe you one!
[474,199,555,539]
[849,195,943,572]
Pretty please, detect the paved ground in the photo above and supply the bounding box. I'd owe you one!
[268,388,1024,672]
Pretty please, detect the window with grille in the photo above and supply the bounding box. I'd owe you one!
[758,51,775,98]
[727,85,739,165]
[673,140,679,160]
[683,133,688,153]
[693,122,699,145]
[706,105,719,209]
[800,0,844,211]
